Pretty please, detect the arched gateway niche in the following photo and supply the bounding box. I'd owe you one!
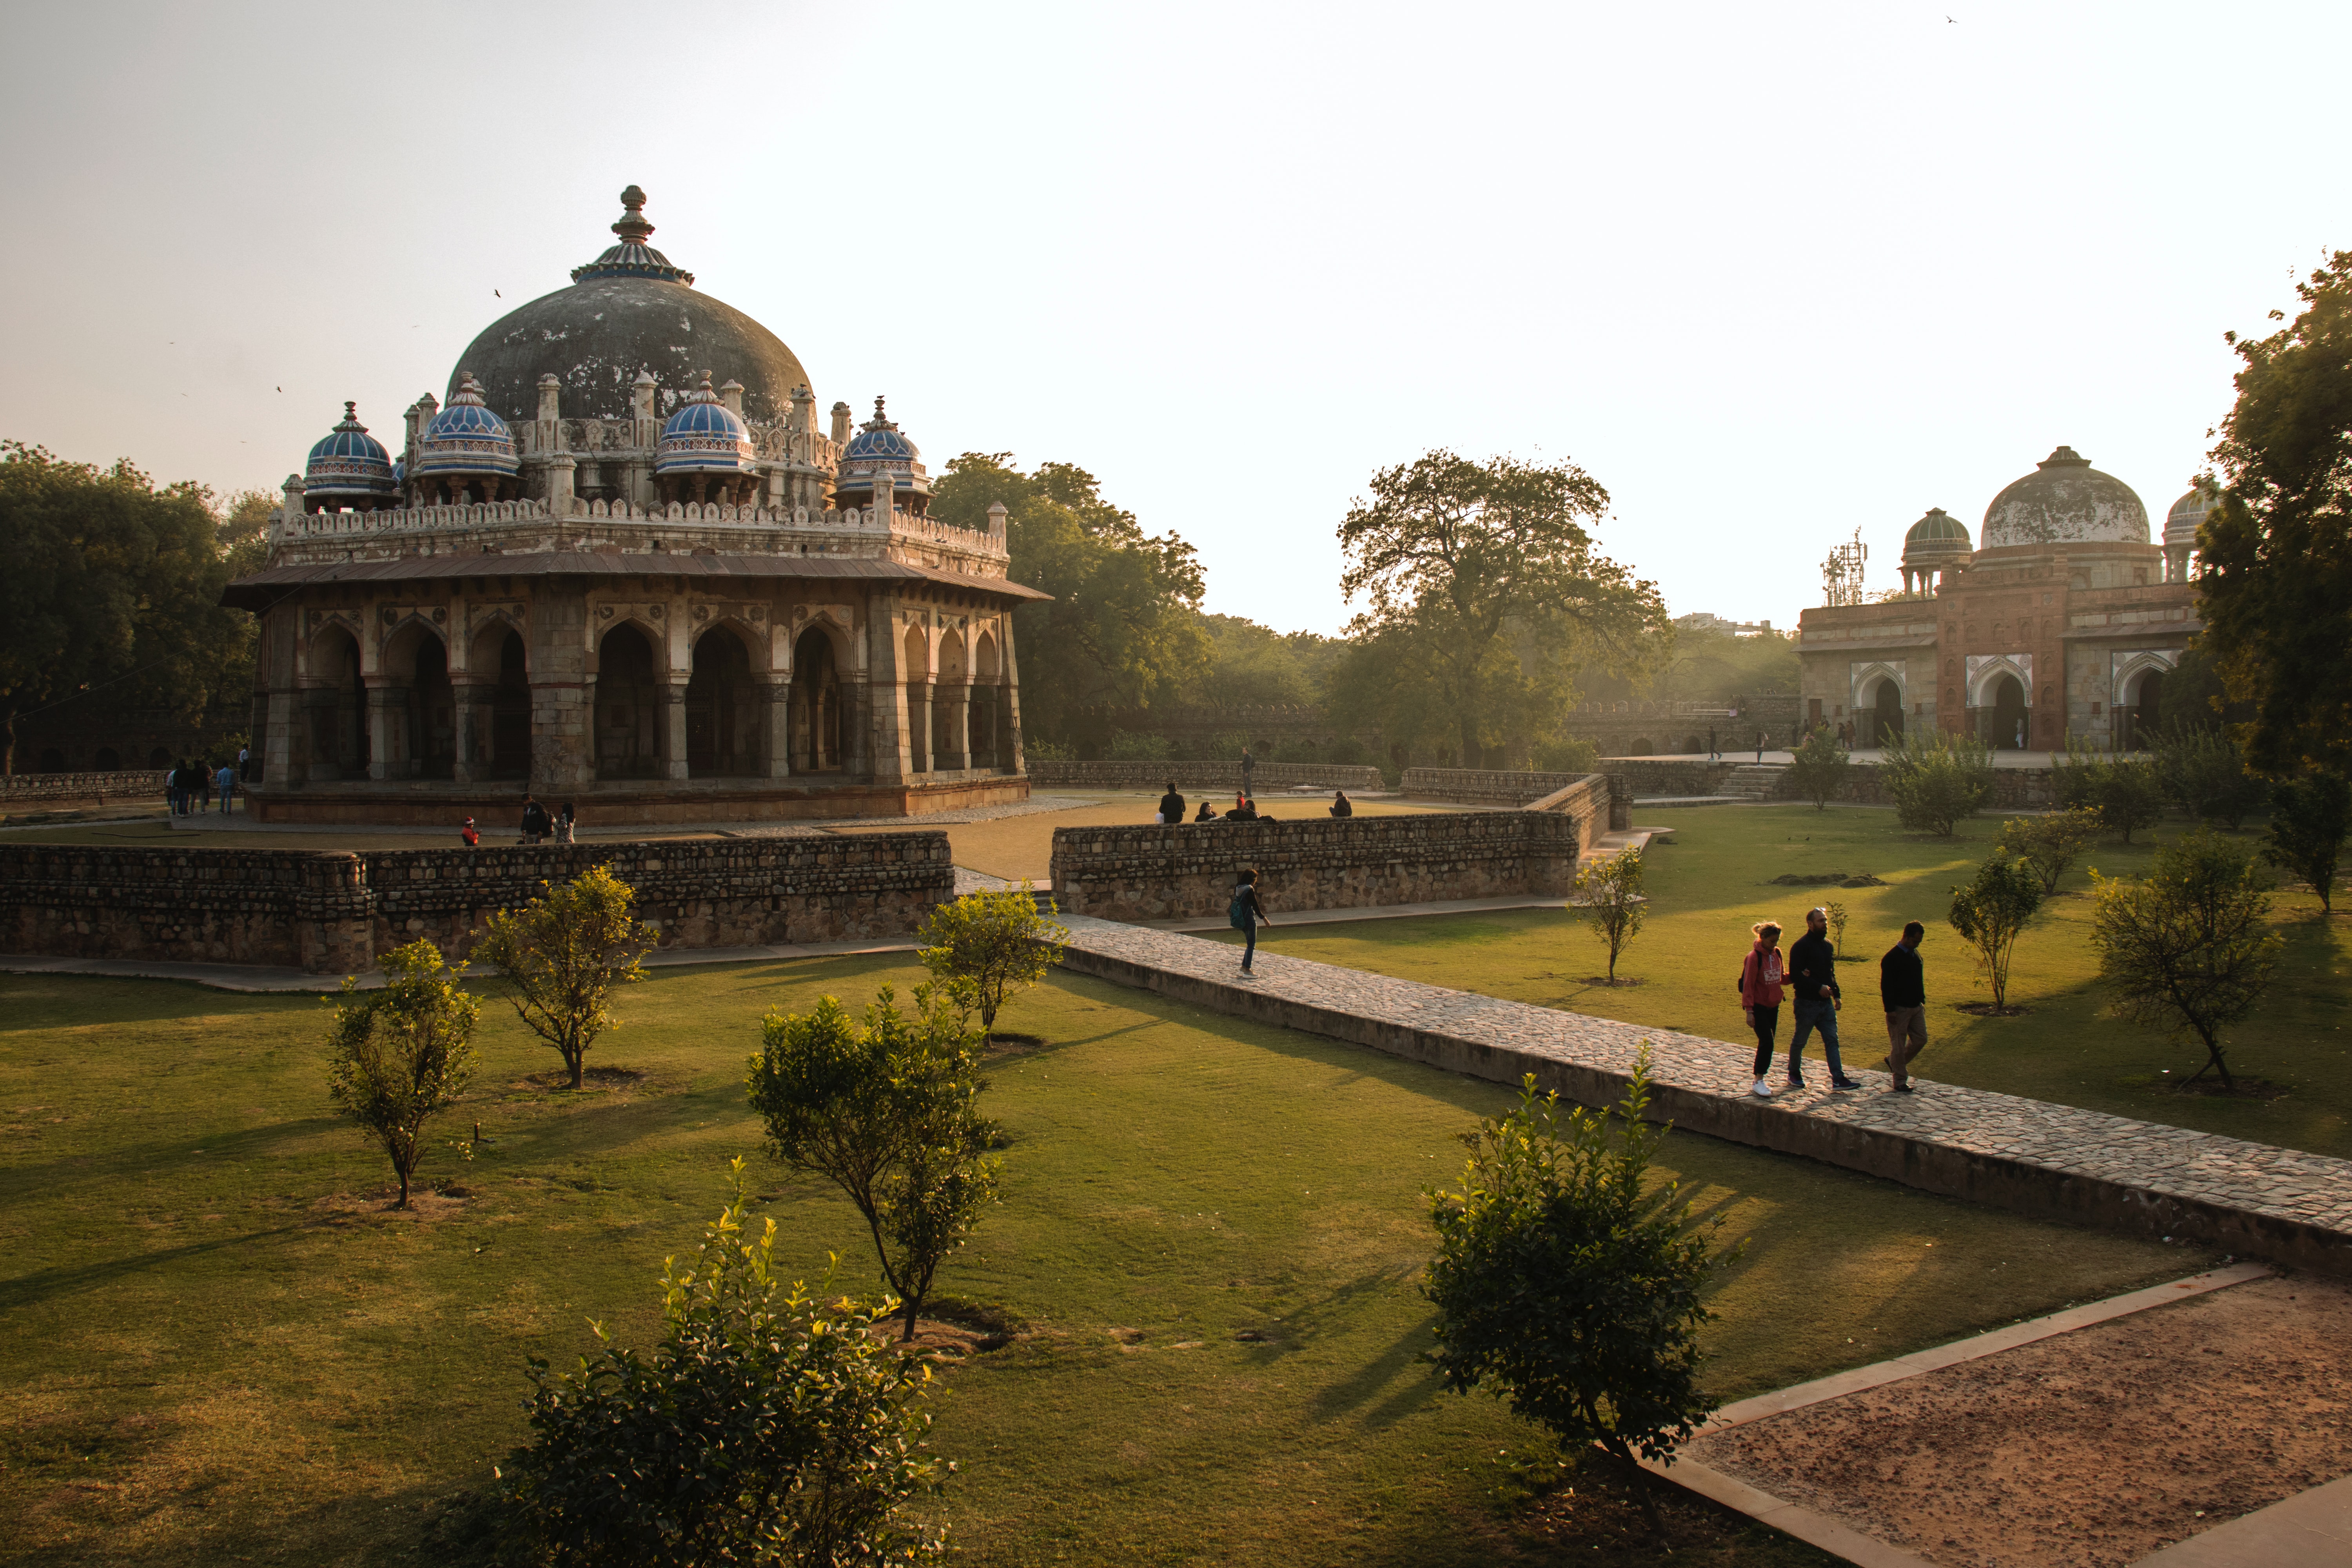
[1988,674,2028,750]
[2124,668,2165,751]
[383,622,457,779]
[790,628,842,773]
[597,624,663,780]
[686,626,757,777]
[970,630,1000,769]
[305,622,365,779]
[1865,678,1904,749]
[934,628,967,771]
[465,626,534,781]
[903,623,931,774]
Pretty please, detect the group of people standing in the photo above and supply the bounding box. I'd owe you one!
[457,797,576,847]
[1153,783,1356,825]
[1737,911,1931,1096]
[165,752,246,816]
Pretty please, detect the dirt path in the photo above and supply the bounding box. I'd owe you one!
[1689,1273,2352,1566]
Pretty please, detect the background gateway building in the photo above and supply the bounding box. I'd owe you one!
[1797,446,2206,753]
[226,188,1044,825]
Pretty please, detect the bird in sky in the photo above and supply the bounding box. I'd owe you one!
[495,289,502,297]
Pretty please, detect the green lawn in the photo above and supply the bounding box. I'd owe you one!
[0,956,2204,1566]
[1219,802,2352,1157]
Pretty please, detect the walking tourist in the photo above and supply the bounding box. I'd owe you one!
[199,760,217,812]
[1755,730,1768,763]
[520,795,552,843]
[214,760,237,814]
[555,801,577,843]
[1786,907,1858,1089]
[238,744,252,782]
[1880,920,1929,1093]
[1157,780,1185,825]
[1707,727,1718,761]
[1739,920,1786,1098]
[1230,867,1272,975]
[1240,746,1256,797]
[1329,789,1353,817]
[165,760,183,816]
[461,816,480,848]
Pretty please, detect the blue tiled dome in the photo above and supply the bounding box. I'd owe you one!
[415,373,519,478]
[304,403,401,504]
[834,397,931,507]
[844,403,918,464]
[655,372,756,474]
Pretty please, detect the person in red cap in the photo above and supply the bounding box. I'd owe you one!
[461,817,480,848]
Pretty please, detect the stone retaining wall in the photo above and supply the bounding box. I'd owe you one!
[1027,760,1386,794]
[1608,757,2062,809]
[0,770,169,804]
[1401,767,1590,806]
[0,836,953,974]
[1048,809,1599,922]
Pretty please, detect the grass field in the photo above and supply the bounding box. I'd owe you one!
[0,952,2203,1566]
[1210,802,2352,1157]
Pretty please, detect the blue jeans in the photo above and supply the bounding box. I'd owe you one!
[1240,922,1258,969]
[1788,999,1846,1082]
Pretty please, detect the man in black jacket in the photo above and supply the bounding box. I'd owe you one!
[1786,907,1860,1090]
[1157,781,1186,825]
[1880,920,1929,1093]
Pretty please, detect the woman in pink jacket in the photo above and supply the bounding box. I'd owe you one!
[1740,920,1786,1099]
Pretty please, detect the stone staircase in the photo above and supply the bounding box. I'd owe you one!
[1721,763,1788,802]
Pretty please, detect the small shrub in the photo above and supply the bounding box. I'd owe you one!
[1198,732,1250,762]
[501,1159,947,1566]
[2264,768,2349,914]
[1786,728,1851,811]
[1947,853,2043,1011]
[1105,728,1175,761]
[2054,741,2166,843]
[1425,1057,1730,1531]
[324,938,479,1207]
[746,985,1000,1340]
[916,883,1069,1037]
[1573,846,1647,981]
[1823,900,1849,953]
[2151,724,2267,829]
[1882,730,1993,835]
[1534,737,1601,774]
[1998,807,2102,894]
[1023,737,1074,761]
[471,864,651,1090]
[2090,829,2284,1091]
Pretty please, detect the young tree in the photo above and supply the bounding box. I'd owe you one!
[746,985,1000,1341]
[916,882,1070,1039]
[1425,1057,1729,1531]
[1998,807,2103,894]
[1572,846,1647,982]
[503,1159,947,1566]
[324,939,479,1207]
[2151,724,2267,829]
[1824,900,1849,953]
[1882,730,1993,836]
[2198,250,2352,777]
[2057,743,2165,843]
[2089,830,2285,1091]
[1787,726,1851,811]
[471,865,651,1090]
[1335,450,1668,768]
[1947,853,2044,1012]
[2263,768,2350,914]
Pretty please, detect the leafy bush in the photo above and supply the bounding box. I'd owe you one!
[916,883,1069,1037]
[325,938,478,1207]
[1425,1056,1729,1531]
[1023,737,1074,762]
[1197,732,1250,762]
[1534,737,1601,774]
[2151,724,2267,828]
[471,865,651,1089]
[502,1159,947,1566]
[1105,728,1175,762]
[2052,742,2166,843]
[1786,728,1851,811]
[2264,768,2350,914]
[1998,807,2103,894]
[1947,853,2043,1011]
[1572,847,1646,981]
[1881,730,1993,835]
[2090,830,2284,1091]
[746,986,1000,1340]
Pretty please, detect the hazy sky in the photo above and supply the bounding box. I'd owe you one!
[2,2,2341,635]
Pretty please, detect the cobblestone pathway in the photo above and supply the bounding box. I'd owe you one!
[1056,915,2352,1267]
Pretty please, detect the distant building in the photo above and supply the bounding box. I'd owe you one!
[1673,612,1775,637]
[1796,448,2201,751]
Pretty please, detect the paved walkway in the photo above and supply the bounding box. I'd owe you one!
[1052,915,2352,1272]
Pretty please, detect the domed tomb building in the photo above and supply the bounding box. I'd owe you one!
[1797,446,2201,751]
[224,189,1043,824]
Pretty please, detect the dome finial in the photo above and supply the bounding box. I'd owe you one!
[613,185,654,244]
[573,185,692,285]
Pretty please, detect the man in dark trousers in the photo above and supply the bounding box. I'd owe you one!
[1880,920,1929,1092]
[1239,746,1256,798]
[1157,780,1186,825]
[1786,906,1860,1090]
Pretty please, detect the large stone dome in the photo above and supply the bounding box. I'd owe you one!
[449,187,813,427]
[1981,446,2150,550]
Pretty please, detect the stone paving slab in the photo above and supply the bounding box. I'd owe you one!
[2131,1471,2352,1566]
[1053,916,2352,1273]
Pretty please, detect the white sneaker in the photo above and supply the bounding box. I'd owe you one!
[1751,1079,1773,1099]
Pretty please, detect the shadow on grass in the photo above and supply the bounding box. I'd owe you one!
[0,1220,316,1314]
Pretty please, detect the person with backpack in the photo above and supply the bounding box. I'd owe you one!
[1880,920,1929,1093]
[1786,906,1860,1090]
[520,795,552,843]
[1739,920,1786,1098]
[1230,867,1272,976]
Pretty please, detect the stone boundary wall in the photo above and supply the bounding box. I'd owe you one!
[1,770,169,804]
[0,835,953,974]
[1048,810,1597,922]
[1561,694,1803,755]
[1608,758,2062,809]
[1401,767,1592,806]
[1525,773,1626,834]
[1027,761,1386,794]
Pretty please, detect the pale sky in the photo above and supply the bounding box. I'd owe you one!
[2,2,2339,636]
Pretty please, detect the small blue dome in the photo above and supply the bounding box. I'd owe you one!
[415,373,519,477]
[304,403,401,503]
[656,372,756,474]
[833,396,931,505]
[2166,483,2217,547]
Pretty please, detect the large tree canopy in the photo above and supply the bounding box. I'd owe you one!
[929,454,1209,745]
[1331,450,1667,765]
[0,443,249,772]
[2199,249,2352,775]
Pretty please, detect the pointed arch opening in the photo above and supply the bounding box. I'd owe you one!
[971,629,1000,770]
[596,623,662,780]
[790,628,843,773]
[305,622,365,779]
[687,626,757,777]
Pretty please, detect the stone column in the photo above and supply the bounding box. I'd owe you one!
[363,680,402,781]
[452,681,495,783]
[759,679,791,778]
[865,603,912,784]
[997,617,1027,775]
[937,681,969,771]
[545,452,576,515]
[661,677,690,780]
[906,681,931,775]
